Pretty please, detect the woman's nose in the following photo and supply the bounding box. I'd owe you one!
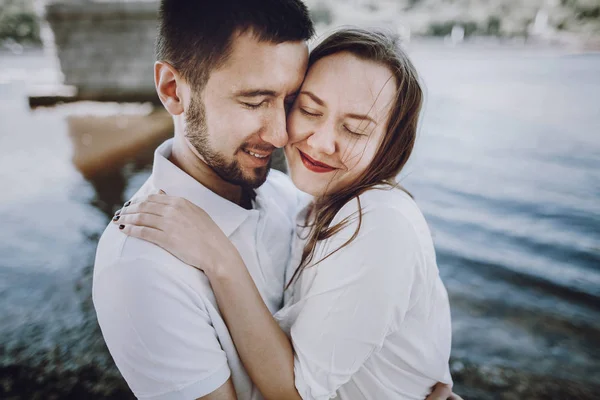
[306,127,336,156]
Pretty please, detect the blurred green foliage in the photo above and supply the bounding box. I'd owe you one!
[0,0,41,44]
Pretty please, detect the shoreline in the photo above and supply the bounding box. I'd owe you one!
[3,35,599,59]
[3,353,600,399]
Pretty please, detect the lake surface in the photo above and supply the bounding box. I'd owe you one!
[1,43,599,399]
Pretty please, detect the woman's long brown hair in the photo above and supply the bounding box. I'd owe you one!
[286,28,423,288]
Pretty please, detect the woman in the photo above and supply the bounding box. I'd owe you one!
[114,29,455,400]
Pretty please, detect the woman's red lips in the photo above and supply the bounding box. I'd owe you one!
[298,150,336,173]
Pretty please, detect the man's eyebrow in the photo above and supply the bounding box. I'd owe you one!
[234,89,278,97]
[299,90,325,106]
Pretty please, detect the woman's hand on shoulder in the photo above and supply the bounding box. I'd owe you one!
[112,191,240,276]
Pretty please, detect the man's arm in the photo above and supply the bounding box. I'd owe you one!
[198,378,236,400]
[93,255,234,400]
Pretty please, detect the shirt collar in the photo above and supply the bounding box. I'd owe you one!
[296,191,314,225]
[151,139,255,237]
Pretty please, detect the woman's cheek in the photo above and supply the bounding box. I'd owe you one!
[339,140,374,182]
[340,139,363,170]
[287,110,312,143]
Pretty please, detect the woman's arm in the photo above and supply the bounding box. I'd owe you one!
[206,251,301,400]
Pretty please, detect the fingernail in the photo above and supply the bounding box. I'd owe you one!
[112,215,120,222]
[114,209,121,216]
[119,224,125,230]
[124,201,131,207]
[159,189,166,194]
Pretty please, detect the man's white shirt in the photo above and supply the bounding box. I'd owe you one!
[93,139,298,400]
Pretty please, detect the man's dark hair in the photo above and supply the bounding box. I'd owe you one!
[156,0,314,90]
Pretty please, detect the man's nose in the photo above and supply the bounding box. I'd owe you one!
[260,107,288,149]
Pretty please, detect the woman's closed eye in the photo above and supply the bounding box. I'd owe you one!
[343,124,367,136]
[299,107,322,117]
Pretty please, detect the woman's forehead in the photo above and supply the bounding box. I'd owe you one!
[303,52,396,118]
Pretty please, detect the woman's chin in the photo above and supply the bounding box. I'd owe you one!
[287,155,340,197]
[290,172,338,197]
[290,175,315,196]
[288,171,319,196]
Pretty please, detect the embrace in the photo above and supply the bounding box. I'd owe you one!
[93,1,458,399]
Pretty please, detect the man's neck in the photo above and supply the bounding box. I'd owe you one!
[169,138,245,206]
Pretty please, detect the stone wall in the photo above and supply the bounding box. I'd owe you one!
[45,1,159,102]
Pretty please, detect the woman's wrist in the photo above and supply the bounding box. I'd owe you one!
[204,251,244,282]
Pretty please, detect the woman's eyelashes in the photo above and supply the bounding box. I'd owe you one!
[299,106,368,137]
[299,107,321,117]
[343,124,366,136]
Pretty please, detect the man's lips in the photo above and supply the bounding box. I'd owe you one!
[298,150,337,173]
[240,147,273,166]
[242,148,272,158]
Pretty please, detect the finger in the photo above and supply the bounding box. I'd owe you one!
[115,193,180,220]
[129,193,179,208]
[114,200,170,218]
[117,199,135,213]
[425,384,453,400]
[119,224,165,246]
[113,212,165,231]
[146,193,179,206]
[122,188,171,207]
[450,393,464,400]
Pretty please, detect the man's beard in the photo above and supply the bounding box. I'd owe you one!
[184,94,271,189]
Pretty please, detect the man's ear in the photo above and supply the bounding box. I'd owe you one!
[154,61,185,116]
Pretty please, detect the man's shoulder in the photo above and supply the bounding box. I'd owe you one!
[93,175,209,289]
[93,176,153,276]
[95,225,210,287]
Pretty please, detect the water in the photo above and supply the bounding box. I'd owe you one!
[406,43,600,391]
[0,44,599,398]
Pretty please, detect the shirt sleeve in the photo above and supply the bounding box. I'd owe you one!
[92,257,231,400]
[290,201,421,400]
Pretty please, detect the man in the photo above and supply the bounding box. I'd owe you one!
[93,1,457,399]
[93,1,312,399]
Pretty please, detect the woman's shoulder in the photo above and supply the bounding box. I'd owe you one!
[323,185,436,263]
[332,185,426,233]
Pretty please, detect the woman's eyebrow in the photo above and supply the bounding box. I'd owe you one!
[299,90,325,106]
[345,112,377,125]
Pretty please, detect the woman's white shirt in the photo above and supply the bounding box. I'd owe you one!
[274,186,452,400]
